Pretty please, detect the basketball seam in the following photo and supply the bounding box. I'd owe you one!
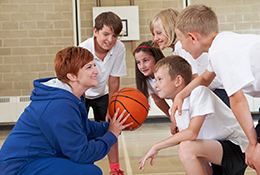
[111,99,141,125]
[111,99,140,125]
[111,95,149,112]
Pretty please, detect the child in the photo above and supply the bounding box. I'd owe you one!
[78,11,126,175]
[134,41,168,116]
[133,41,178,134]
[139,55,248,175]
[173,4,260,172]
[0,46,132,175]
[150,9,198,79]
[150,8,230,107]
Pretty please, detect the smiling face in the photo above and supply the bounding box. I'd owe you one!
[154,67,177,99]
[94,25,118,52]
[135,51,156,77]
[152,23,168,50]
[76,60,99,89]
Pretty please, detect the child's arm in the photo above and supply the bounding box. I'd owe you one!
[229,89,258,168]
[106,76,120,121]
[151,93,170,117]
[139,115,205,170]
[171,70,216,119]
[151,94,178,134]
[108,76,120,95]
[192,73,199,80]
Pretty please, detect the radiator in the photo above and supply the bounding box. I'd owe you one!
[0,96,96,123]
[0,96,30,123]
[0,95,169,124]
[1,95,257,124]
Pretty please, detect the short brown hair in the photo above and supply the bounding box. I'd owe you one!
[94,11,122,36]
[154,55,192,85]
[150,9,179,47]
[176,4,218,36]
[55,46,93,84]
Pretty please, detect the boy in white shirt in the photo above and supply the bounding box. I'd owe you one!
[139,55,248,175]
[173,4,260,172]
[79,11,126,175]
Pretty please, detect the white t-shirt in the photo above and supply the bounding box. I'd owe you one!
[174,41,224,90]
[207,31,260,97]
[147,77,157,95]
[174,86,248,152]
[172,41,198,75]
[195,53,224,90]
[79,37,127,99]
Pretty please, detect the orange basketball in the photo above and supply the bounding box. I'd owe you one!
[109,87,149,129]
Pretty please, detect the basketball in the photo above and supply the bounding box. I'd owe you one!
[109,87,149,129]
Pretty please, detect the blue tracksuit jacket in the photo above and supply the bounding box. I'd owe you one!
[0,78,117,175]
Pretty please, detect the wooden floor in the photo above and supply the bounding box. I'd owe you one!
[0,120,257,175]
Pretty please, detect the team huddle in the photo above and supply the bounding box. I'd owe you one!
[0,4,260,175]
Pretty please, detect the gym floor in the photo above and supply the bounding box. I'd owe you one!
[0,118,258,175]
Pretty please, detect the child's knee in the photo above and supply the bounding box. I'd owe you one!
[178,141,194,161]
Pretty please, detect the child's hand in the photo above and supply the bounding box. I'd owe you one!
[108,109,133,137]
[245,141,259,170]
[171,94,183,120]
[250,143,260,172]
[139,145,158,171]
[170,123,179,135]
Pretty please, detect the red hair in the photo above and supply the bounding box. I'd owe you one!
[55,46,93,83]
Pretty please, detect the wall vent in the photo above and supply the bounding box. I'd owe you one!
[0,97,10,103]
[20,96,30,102]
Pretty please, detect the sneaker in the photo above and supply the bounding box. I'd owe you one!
[110,169,125,175]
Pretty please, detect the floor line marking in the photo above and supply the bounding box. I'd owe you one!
[121,131,133,175]
[134,173,185,175]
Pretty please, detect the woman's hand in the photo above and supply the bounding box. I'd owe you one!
[108,109,133,137]
[123,124,142,131]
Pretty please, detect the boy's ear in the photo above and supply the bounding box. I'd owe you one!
[175,75,183,87]
[93,27,98,36]
[187,32,199,45]
[67,73,77,82]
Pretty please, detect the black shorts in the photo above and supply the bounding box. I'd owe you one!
[211,140,247,175]
[85,94,109,122]
[213,89,230,108]
[255,118,260,143]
